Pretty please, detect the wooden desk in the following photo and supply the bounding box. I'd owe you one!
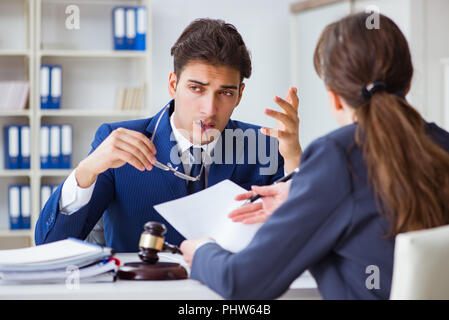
[0,253,321,300]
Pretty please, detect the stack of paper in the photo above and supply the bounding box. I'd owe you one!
[154,180,263,252]
[0,81,29,110]
[0,238,118,284]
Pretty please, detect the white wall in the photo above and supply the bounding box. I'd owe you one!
[151,0,296,129]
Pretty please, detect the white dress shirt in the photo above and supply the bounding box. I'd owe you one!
[59,114,219,215]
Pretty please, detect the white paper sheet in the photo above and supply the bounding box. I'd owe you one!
[0,238,103,265]
[154,179,263,252]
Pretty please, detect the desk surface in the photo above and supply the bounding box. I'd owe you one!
[0,253,321,300]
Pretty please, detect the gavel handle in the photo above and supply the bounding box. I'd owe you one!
[163,242,182,254]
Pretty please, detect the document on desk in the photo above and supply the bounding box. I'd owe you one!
[154,179,263,252]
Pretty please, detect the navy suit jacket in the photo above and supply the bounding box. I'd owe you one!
[35,100,285,251]
[191,122,449,300]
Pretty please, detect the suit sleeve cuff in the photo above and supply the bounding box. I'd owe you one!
[193,239,217,256]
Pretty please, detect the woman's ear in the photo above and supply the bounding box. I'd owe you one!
[326,88,356,126]
[168,72,178,99]
[327,88,344,112]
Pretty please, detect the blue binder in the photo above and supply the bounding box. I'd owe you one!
[113,7,126,50]
[125,7,136,50]
[19,125,31,169]
[135,7,146,51]
[49,65,62,109]
[40,125,50,169]
[40,65,50,109]
[20,185,31,229]
[60,124,72,169]
[8,185,21,230]
[4,125,20,170]
[49,125,61,169]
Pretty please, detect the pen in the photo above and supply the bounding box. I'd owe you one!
[243,167,299,205]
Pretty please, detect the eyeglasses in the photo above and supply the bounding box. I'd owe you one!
[150,106,209,182]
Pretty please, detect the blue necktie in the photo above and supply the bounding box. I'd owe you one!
[187,147,205,194]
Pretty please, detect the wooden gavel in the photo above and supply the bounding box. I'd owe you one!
[138,221,182,264]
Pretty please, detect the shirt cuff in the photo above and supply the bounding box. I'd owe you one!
[59,169,97,215]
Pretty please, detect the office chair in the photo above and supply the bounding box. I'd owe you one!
[390,223,449,299]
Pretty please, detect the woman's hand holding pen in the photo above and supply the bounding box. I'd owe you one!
[228,182,290,224]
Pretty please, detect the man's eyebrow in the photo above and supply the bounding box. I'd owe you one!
[187,79,209,86]
[187,79,238,90]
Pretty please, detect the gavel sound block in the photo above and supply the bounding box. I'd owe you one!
[117,222,188,280]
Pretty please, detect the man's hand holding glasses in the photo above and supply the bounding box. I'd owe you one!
[75,127,158,188]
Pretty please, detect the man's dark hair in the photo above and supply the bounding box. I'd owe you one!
[170,18,252,83]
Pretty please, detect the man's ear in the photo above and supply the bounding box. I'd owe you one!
[235,82,245,108]
[168,72,178,99]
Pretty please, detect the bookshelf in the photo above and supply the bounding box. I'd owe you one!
[0,0,152,248]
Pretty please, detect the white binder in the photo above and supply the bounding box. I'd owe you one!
[40,126,50,169]
[9,186,20,229]
[50,66,62,109]
[50,125,61,168]
[61,125,72,168]
[126,8,136,49]
[21,185,31,229]
[40,185,52,211]
[40,66,50,108]
[20,125,31,169]
[6,125,20,169]
[113,7,126,50]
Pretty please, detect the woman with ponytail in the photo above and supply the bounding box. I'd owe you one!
[180,13,449,299]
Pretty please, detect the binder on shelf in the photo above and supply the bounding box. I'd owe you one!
[4,125,20,170]
[50,65,62,109]
[40,125,50,169]
[8,186,21,230]
[125,7,136,50]
[60,124,72,169]
[40,65,50,109]
[49,125,61,169]
[20,185,31,229]
[20,125,30,169]
[135,7,146,51]
[40,185,52,212]
[113,7,126,50]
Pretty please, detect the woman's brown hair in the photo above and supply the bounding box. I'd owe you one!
[313,12,449,237]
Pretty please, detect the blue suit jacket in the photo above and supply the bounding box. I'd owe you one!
[35,100,285,252]
[190,122,449,300]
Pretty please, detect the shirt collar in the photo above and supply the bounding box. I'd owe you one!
[169,112,219,156]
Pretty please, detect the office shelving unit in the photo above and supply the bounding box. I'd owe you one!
[0,0,152,248]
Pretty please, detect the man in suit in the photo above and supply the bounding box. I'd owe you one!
[35,18,301,252]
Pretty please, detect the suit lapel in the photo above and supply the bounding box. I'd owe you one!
[146,100,188,200]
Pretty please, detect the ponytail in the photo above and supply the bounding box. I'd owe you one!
[355,92,449,236]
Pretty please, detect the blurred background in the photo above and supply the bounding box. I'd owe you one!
[0,0,448,249]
